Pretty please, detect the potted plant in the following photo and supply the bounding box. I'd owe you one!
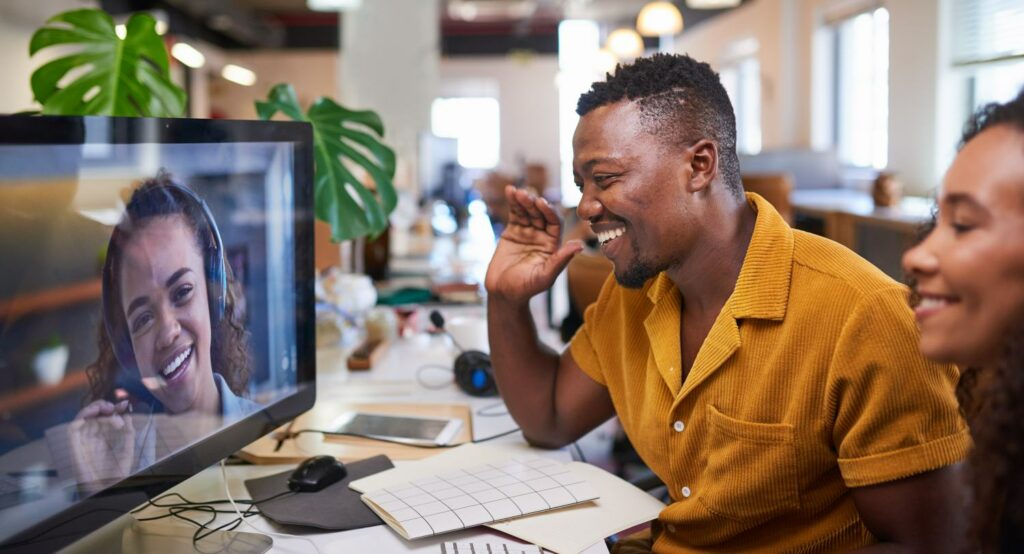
[28,8,396,243]
[32,333,69,385]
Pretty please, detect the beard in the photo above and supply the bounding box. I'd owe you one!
[613,235,663,288]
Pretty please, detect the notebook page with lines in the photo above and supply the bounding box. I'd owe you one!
[362,456,598,540]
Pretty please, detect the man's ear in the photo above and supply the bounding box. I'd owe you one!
[686,139,718,193]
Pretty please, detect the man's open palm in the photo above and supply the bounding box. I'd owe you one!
[485,186,582,304]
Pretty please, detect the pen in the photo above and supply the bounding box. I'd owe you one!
[274,420,296,452]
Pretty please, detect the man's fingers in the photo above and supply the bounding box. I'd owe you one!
[547,240,584,275]
[537,196,562,228]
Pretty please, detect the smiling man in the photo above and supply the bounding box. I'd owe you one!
[484,54,970,552]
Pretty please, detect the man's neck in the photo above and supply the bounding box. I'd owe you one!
[666,197,757,319]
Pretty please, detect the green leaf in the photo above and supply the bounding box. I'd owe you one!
[29,9,185,117]
[257,83,397,242]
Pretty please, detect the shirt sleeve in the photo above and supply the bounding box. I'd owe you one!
[828,286,971,487]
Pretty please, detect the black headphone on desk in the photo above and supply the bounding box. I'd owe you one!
[429,310,498,397]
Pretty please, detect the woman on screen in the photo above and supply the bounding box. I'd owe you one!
[903,89,1024,551]
[82,173,258,419]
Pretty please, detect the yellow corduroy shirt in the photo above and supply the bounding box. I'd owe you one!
[569,193,969,552]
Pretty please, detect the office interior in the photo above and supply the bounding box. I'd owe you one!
[0,0,1022,551]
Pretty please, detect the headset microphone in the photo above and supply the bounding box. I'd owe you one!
[429,310,498,397]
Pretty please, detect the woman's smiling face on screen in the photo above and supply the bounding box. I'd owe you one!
[120,215,216,414]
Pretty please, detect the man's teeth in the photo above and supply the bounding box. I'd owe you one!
[597,228,625,245]
[919,297,953,309]
[162,346,192,377]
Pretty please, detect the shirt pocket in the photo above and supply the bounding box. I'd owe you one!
[697,404,801,523]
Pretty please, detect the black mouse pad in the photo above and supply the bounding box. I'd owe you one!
[244,454,394,531]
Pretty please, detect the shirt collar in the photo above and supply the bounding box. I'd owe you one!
[644,192,794,321]
[726,192,794,320]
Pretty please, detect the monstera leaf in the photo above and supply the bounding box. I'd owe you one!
[256,84,397,242]
[29,9,185,117]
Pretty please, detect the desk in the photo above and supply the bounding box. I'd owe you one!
[792,189,935,279]
[64,305,611,554]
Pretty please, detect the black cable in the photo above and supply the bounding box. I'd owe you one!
[128,489,297,547]
[572,441,587,464]
[282,426,521,449]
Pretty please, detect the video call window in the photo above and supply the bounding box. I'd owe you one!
[0,125,310,545]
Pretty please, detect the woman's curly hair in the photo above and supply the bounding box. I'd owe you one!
[950,87,1024,551]
[85,172,251,409]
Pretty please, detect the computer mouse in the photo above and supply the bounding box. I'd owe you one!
[288,455,347,492]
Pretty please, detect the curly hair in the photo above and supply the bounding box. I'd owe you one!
[576,53,742,197]
[951,87,1024,551]
[85,172,252,409]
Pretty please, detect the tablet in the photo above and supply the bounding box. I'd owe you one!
[329,412,463,446]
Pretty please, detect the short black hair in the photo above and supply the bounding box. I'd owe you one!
[961,87,1024,149]
[576,53,741,196]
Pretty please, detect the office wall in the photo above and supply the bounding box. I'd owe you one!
[675,0,949,195]
[205,50,339,120]
[0,0,95,114]
[674,0,805,151]
[440,55,561,192]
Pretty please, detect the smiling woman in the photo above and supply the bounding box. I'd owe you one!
[903,87,1024,552]
[83,173,256,418]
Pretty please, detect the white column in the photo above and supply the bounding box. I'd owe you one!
[340,1,441,191]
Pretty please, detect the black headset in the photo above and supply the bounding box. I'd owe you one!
[102,183,227,378]
[429,310,498,397]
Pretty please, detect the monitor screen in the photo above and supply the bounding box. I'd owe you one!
[0,116,315,550]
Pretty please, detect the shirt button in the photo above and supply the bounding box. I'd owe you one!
[667,524,677,533]
[681,486,691,498]
[673,420,685,432]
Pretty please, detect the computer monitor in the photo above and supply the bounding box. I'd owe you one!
[0,115,316,551]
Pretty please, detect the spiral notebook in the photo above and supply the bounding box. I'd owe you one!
[361,456,598,540]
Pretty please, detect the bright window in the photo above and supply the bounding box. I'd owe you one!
[720,56,762,155]
[430,97,500,169]
[832,7,889,169]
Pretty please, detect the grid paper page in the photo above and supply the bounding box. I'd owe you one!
[440,541,542,554]
[363,456,598,540]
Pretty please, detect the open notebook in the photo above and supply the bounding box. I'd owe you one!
[361,456,598,540]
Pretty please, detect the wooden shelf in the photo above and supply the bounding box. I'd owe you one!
[0,370,90,417]
[0,279,102,321]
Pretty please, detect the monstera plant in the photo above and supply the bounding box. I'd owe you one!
[29,9,185,117]
[257,85,397,241]
[27,8,396,242]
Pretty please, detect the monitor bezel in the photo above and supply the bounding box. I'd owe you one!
[0,115,316,552]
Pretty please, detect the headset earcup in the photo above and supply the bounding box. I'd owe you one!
[454,350,497,397]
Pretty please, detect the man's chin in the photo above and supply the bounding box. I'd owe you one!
[614,264,655,289]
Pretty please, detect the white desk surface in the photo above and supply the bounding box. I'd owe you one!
[71,302,610,553]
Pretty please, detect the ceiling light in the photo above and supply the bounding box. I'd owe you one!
[308,0,362,11]
[155,20,169,35]
[594,47,619,75]
[171,42,206,69]
[686,0,741,9]
[637,2,684,36]
[607,28,644,60]
[222,64,257,87]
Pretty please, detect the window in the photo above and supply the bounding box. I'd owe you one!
[430,97,500,169]
[830,7,889,169]
[813,7,889,169]
[720,54,762,155]
[953,0,1024,112]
